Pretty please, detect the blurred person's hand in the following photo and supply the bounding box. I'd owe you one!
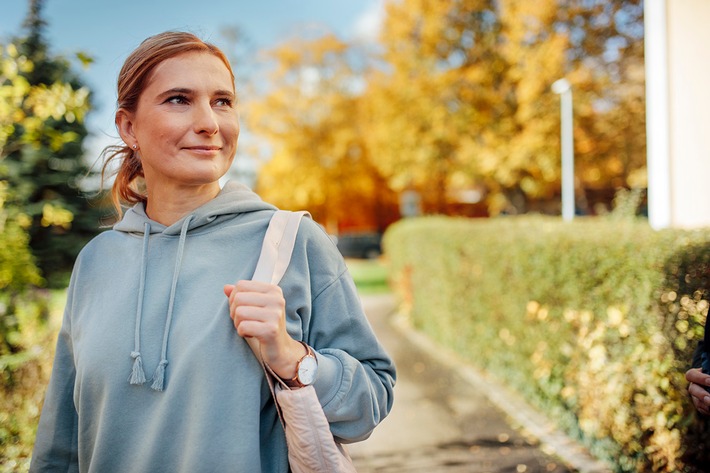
[687,368,710,415]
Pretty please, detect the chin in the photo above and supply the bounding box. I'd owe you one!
[190,163,232,181]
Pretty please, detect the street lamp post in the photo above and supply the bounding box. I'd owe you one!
[551,78,575,221]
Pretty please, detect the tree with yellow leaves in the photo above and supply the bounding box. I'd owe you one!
[246,34,398,232]
[362,0,501,213]
[248,0,646,218]
[364,0,644,215]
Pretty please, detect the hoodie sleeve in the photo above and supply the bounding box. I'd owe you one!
[309,274,396,443]
[289,220,396,444]
[30,284,79,472]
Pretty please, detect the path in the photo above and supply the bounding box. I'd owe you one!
[348,293,611,473]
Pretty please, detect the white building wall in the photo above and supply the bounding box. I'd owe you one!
[666,0,710,228]
[646,0,710,229]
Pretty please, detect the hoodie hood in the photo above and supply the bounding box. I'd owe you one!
[114,180,277,236]
[116,181,277,391]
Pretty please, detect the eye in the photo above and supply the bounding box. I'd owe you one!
[214,97,233,107]
[166,95,189,105]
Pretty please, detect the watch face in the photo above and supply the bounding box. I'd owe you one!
[298,356,318,385]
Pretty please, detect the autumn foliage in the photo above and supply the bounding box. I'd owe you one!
[246,0,645,230]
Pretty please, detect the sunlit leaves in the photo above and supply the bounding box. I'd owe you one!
[246,35,396,230]
[249,0,645,217]
[0,44,89,159]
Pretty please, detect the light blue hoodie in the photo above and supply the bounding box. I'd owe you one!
[30,181,396,473]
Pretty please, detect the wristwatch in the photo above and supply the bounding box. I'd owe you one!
[285,341,318,388]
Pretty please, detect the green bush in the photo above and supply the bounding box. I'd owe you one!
[0,185,56,472]
[0,294,56,473]
[384,215,710,472]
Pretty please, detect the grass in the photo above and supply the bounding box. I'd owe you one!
[344,258,391,294]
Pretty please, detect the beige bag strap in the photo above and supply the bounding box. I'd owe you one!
[246,210,309,389]
[252,210,309,285]
[247,211,356,472]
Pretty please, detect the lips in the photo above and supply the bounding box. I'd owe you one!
[183,145,221,151]
[182,145,223,157]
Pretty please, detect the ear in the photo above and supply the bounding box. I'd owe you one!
[115,108,137,146]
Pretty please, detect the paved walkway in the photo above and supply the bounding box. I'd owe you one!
[348,293,612,473]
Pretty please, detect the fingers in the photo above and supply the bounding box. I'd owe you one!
[689,381,709,400]
[686,367,708,384]
[232,304,282,333]
[690,385,710,416]
[687,368,710,415]
[233,286,283,307]
[224,280,285,339]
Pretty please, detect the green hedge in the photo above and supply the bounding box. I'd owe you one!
[0,296,55,473]
[0,188,55,472]
[383,215,710,472]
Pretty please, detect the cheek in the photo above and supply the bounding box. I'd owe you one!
[137,116,173,146]
[224,122,240,143]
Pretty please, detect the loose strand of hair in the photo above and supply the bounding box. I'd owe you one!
[99,145,146,218]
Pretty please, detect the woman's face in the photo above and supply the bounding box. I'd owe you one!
[117,51,239,191]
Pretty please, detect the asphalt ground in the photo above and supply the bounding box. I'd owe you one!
[348,293,612,473]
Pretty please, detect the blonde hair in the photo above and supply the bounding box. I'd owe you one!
[100,31,235,215]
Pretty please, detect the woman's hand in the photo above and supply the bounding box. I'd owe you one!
[686,368,710,416]
[223,280,306,380]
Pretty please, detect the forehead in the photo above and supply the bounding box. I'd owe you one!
[145,51,234,92]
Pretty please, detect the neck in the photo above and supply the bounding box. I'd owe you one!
[144,182,221,226]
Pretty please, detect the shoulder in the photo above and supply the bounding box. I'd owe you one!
[297,216,342,260]
[78,229,127,255]
[299,215,336,243]
[72,228,138,273]
[286,213,348,280]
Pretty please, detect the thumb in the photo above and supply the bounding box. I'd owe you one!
[223,284,235,297]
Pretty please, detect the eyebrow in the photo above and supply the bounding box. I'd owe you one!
[157,87,236,99]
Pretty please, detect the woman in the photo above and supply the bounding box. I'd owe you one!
[30,31,396,472]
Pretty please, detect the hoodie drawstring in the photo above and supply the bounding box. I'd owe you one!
[150,215,193,391]
[128,216,194,391]
[128,222,151,386]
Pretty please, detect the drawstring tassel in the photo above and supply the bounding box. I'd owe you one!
[130,222,151,388]
[129,351,146,385]
[151,359,168,391]
[148,215,192,393]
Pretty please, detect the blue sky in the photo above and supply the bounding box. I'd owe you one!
[1,0,383,168]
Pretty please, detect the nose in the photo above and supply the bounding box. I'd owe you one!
[193,101,219,135]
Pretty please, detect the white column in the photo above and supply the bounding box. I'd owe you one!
[645,0,671,230]
[552,78,575,221]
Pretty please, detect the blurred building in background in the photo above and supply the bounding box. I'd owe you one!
[646,0,710,229]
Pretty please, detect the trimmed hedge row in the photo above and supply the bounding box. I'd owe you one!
[383,216,710,472]
[0,292,55,473]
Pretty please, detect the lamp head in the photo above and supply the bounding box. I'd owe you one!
[551,78,571,94]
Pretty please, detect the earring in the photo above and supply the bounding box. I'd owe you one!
[132,144,138,150]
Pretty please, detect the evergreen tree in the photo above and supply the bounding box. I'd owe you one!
[1,35,94,463]
[5,0,105,287]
